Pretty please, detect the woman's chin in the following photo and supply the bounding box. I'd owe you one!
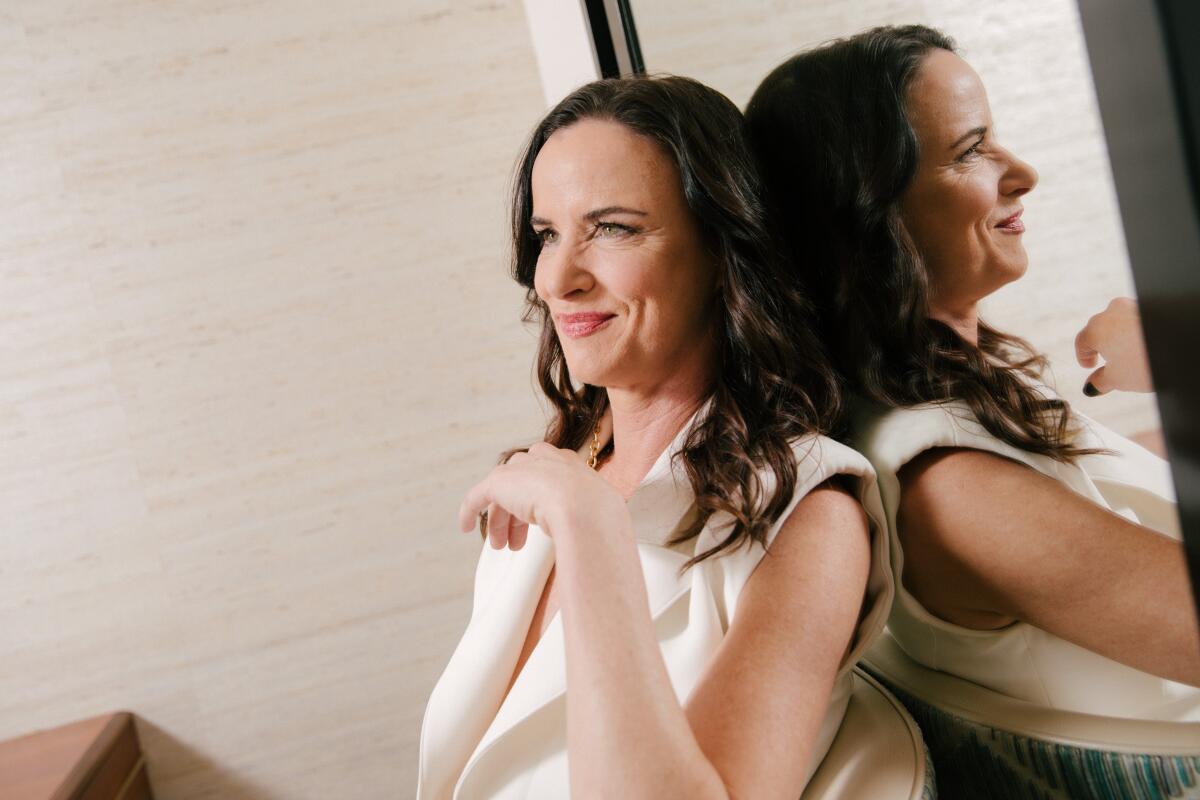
[985,256,1029,292]
[562,360,615,391]
[1004,257,1030,285]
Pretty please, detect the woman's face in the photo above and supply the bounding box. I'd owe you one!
[530,118,718,392]
[899,49,1039,324]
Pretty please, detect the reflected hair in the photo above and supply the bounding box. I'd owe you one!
[745,25,1095,461]
[507,75,841,565]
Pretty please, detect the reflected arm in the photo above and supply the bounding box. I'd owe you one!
[897,447,1200,686]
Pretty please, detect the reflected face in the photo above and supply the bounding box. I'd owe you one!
[530,118,717,390]
[899,49,1039,322]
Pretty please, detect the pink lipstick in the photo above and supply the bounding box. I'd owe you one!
[557,312,616,338]
[995,210,1025,233]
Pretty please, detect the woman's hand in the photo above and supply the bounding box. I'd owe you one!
[1075,297,1154,395]
[458,442,627,551]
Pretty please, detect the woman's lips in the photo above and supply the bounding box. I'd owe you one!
[996,210,1025,233]
[557,312,616,338]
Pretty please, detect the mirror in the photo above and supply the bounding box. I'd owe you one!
[606,2,1200,792]
[628,0,1164,448]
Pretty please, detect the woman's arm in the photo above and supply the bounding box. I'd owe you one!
[553,482,870,800]
[897,447,1200,686]
[683,483,871,796]
[461,446,872,800]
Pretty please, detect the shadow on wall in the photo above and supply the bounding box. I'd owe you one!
[138,719,277,800]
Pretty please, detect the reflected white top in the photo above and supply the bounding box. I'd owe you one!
[853,396,1200,722]
[417,408,894,799]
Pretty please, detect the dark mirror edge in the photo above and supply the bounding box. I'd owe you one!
[1077,0,1200,618]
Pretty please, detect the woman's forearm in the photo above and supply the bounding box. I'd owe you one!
[550,508,730,799]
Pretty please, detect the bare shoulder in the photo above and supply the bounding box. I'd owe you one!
[771,477,870,558]
[747,478,871,624]
[895,446,1117,626]
[896,446,1073,549]
[900,446,1029,489]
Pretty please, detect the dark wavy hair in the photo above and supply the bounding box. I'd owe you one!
[745,25,1095,462]
[508,76,841,565]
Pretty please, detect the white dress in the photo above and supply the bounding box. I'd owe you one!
[417,410,895,799]
[853,397,1200,721]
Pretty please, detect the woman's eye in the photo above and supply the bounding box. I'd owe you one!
[534,229,558,246]
[596,222,634,237]
[957,141,983,162]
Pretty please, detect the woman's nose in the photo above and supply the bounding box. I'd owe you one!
[1001,150,1039,198]
[535,241,594,301]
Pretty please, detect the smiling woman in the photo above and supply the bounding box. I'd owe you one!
[415,76,900,799]
[528,119,718,425]
[897,48,1040,342]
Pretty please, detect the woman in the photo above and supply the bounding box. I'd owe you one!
[417,76,893,798]
[745,25,1200,720]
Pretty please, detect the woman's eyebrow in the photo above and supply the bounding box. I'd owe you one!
[584,206,648,220]
[529,207,648,227]
[950,126,987,150]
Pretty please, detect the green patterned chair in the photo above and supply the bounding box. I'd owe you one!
[802,666,937,799]
[862,632,1200,799]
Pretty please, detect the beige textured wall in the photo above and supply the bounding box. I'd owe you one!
[1,2,548,797]
[631,0,1161,435]
[1,2,1171,798]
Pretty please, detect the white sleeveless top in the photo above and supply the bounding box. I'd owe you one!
[417,412,894,799]
[853,397,1199,721]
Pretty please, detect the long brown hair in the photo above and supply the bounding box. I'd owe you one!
[508,76,841,565]
[745,25,1096,461]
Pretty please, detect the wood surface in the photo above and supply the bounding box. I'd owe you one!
[0,712,149,800]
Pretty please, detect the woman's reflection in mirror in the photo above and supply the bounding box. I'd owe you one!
[746,24,1200,720]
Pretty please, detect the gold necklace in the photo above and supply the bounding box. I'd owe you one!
[587,422,603,469]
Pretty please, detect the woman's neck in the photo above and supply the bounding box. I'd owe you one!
[930,302,980,346]
[597,384,708,500]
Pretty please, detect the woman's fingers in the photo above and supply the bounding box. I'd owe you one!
[1073,297,1153,395]
[509,519,530,551]
[458,462,544,549]
[494,506,528,551]
[1074,319,1101,368]
[1084,365,1109,396]
[457,446,587,547]
[486,503,503,549]
[459,470,501,532]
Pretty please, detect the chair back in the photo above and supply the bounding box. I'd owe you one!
[862,633,1200,800]
[802,666,936,799]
